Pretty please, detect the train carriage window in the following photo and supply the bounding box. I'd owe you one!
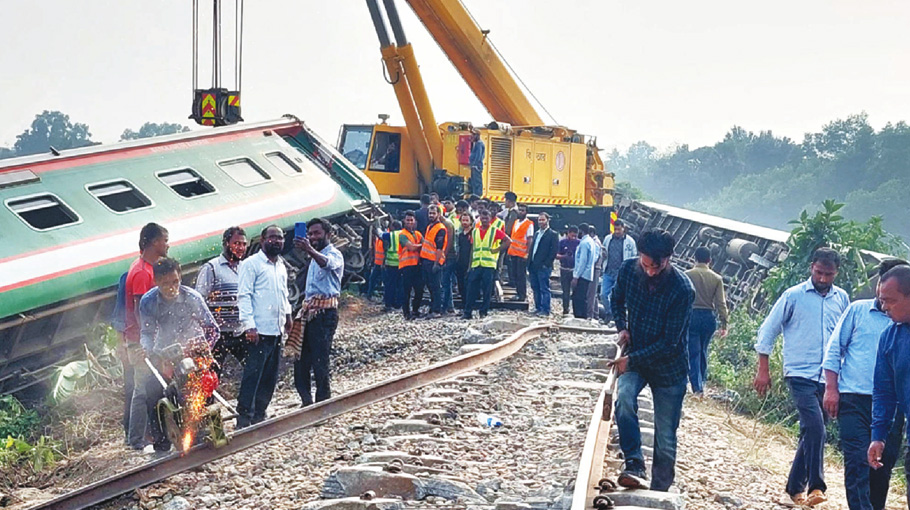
[87,180,152,212]
[157,169,216,198]
[7,193,80,230]
[217,158,271,186]
[264,152,303,176]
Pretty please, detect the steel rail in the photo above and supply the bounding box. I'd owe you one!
[32,323,613,510]
[571,344,622,510]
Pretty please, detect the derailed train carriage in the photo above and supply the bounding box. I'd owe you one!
[0,116,384,396]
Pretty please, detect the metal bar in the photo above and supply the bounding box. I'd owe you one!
[365,0,392,48]
[382,0,409,45]
[572,345,622,510]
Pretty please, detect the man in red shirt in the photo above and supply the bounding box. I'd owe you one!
[125,222,169,451]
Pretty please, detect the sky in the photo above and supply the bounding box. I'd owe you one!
[1,0,908,157]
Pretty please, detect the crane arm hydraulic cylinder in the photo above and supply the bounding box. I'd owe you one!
[404,0,544,127]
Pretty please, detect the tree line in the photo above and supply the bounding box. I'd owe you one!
[0,110,189,160]
[609,113,910,242]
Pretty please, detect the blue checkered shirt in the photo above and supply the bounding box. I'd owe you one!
[611,258,695,387]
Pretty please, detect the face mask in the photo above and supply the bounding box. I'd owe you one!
[263,242,282,257]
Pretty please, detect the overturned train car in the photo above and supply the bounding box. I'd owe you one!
[0,117,383,395]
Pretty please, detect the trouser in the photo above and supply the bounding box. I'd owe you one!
[469,166,483,196]
[294,309,339,405]
[126,342,154,449]
[508,255,528,299]
[572,278,591,319]
[601,272,617,319]
[422,260,444,314]
[559,269,574,314]
[587,267,601,319]
[441,262,456,311]
[838,393,905,510]
[211,332,247,380]
[400,265,423,317]
[528,266,552,314]
[236,334,281,427]
[366,264,383,297]
[145,369,170,451]
[117,338,134,443]
[464,267,495,317]
[615,371,687,491]
[454,265,468,305]
[785,377,827,496]
[383,265,402,309]
[686,309,717,393]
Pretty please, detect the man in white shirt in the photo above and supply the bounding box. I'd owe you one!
[236,225,292,428]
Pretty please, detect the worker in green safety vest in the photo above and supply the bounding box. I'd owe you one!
[462,208,511,319]
[381,220,403,312]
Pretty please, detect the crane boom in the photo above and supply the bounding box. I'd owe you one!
[404,0,545,127]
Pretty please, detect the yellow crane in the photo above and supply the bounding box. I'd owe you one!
[338,0,614,229]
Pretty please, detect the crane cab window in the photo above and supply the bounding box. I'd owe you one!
[157,169,216,198]
[338,126,373,170]
[7,193,80,231]
[369,132,401,173]
[87,180,152,213]
[217,158,271,186]
[264,152,303,176]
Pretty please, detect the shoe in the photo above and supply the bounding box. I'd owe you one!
[789,492,807,506]
[427,312,442,319]
[479,312,488,319]
[805,490,826,506]
[617,459,648,489]
[509,295,523,301]
[446,308,455,314]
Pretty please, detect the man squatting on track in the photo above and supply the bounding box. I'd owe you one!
[823,258,908,510]
[754,248,850,507]
[139,257,220,452]
[609,229,695,492]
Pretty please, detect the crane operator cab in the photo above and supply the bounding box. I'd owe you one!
[338,123,419,198]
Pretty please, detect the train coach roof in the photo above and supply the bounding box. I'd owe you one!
[0,117,304,173]
[640,200,790,244]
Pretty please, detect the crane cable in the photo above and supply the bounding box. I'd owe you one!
[459,0,561,127]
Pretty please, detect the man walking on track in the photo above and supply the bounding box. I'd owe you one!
[236,225,292,429]
[507,203,534,302]
[609,229,694,492]
[869,265,910,508]
[824,259,908,510]
[754,247,849,507]
[684,246,728,394]
[290,218,343,406]
[527,212,557,316]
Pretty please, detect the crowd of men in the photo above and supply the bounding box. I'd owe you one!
[108,190,910,510]
[114,218,344,453]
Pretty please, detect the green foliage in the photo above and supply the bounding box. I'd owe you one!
[50,325,121,403]
[0,396,40,442]
[12,110,95,157]
[1,435,63,473]
[617,113,910,243]
[761,200,907,302]
[120,122,190,141]
[614,180,647,200]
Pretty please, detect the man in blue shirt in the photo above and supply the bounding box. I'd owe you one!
[468,130,485,197]
[292,217,344,406]
[139,257,220,452]
[869,265,910,508]
[754,248,850,507]
[823,259,908,510]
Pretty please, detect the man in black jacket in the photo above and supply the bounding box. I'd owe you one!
[527,212,559,316]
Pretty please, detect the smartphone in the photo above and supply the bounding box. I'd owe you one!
[294,221,308,239]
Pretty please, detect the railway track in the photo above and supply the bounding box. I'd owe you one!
[29,322,621,510]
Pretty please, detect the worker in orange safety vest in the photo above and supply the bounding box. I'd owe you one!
[398,211,424,320]
[506,203,534,302]
[420,204,449,318]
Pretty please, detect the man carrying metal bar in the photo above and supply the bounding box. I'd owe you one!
[609,229,694,492]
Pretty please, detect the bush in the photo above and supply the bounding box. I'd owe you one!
[0,395,40,442]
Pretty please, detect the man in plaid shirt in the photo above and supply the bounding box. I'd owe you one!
[610,229,695,492]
